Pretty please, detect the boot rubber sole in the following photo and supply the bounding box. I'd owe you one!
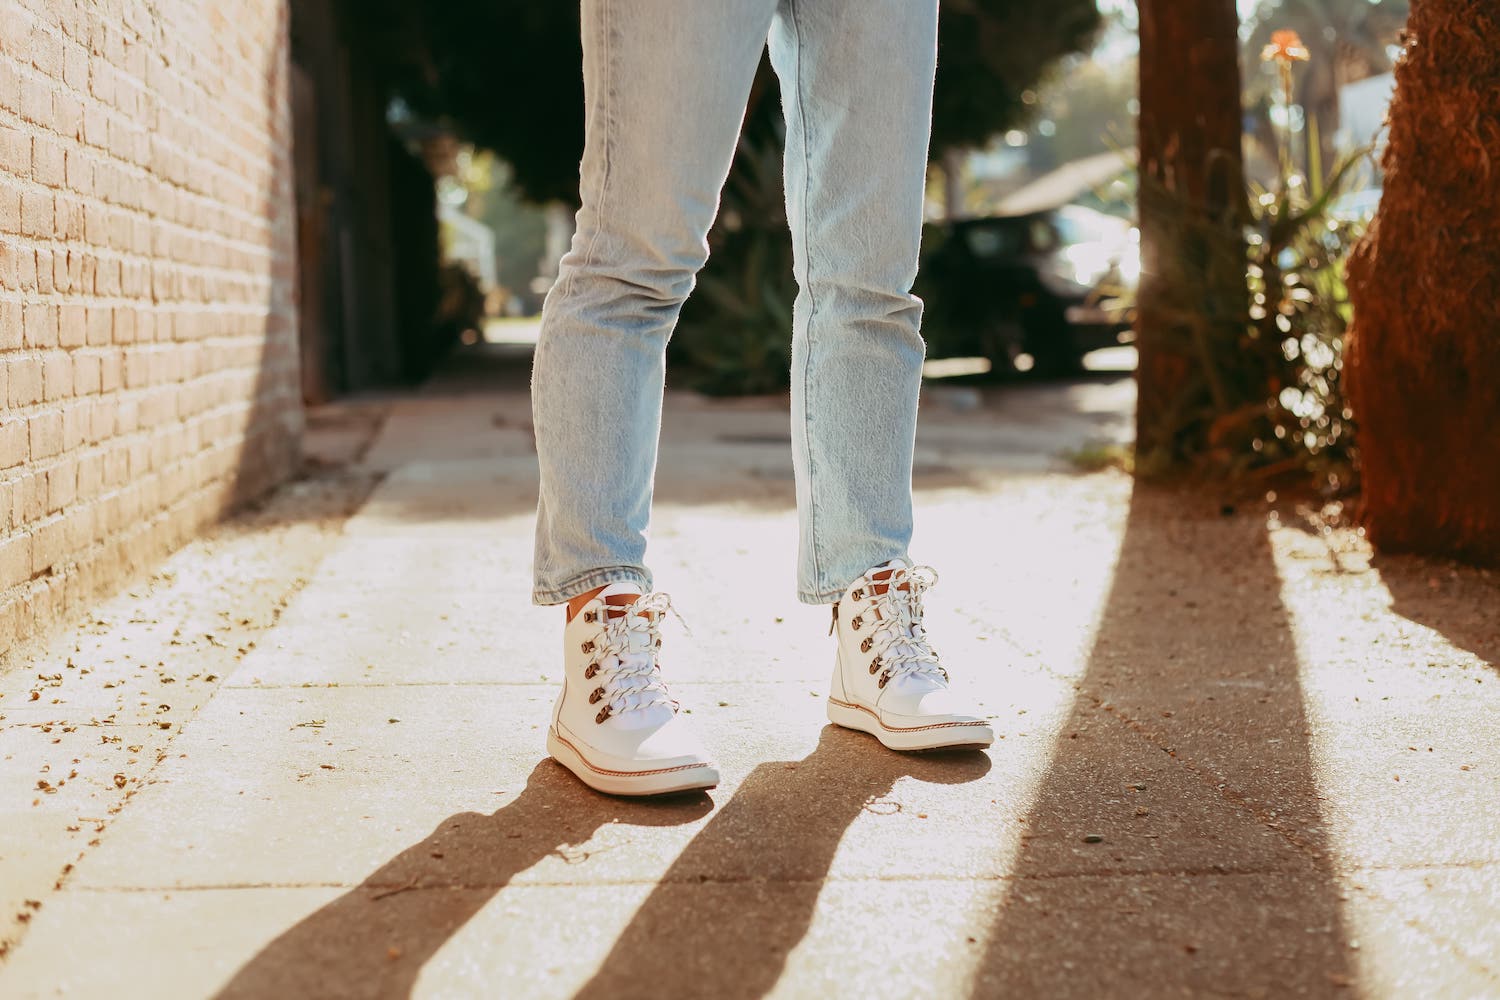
[827,697,994,752]
[547,727,719,797]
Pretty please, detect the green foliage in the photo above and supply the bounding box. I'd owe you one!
[673,132,797,396]
[932,0,1103,156]
[1061,441,1135,474]
[351,0,1102,205]
[1137,148,1370,490]
[459,154,549,310]
[675,3,1102,395]
[350,0,1105,393]
[1237,154,1368,490]
[1240,0,1409,171]
[348,2,584,204]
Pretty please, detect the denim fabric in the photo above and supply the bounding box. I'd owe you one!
[532,0,939,606]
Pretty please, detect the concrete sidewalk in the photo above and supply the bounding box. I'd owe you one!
[1,342,1497,998]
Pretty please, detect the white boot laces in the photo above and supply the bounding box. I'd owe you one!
[863,565,948,688]
[585,592,680,723]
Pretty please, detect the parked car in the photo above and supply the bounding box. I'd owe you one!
[916,205,1138,376]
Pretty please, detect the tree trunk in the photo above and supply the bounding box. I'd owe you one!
[1135,0,1247,467]
[1345,0,1500,564]
[941,148,966,221]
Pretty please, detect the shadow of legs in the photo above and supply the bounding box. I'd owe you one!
[216,761,711,1000]
[573,725,991,1000]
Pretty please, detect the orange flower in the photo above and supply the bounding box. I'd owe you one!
[1261,29,1311,63]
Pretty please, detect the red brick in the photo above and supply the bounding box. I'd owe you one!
[29,24,63,79]
[20,76,52,123]
[17,470,44,522]
[71,350,99,394]
[0,186,20,233]
[75,451,102,499]
[0,533,31,589]
[28,411,63,459]
[47,458,76,511]
[34,247,53,293]
[0,0,300,652]
[59,302,86,346]
[31,514,65,574]
[0,126,29,174]
[8,354,42,405]
[61,400,86,449]
[124,349,150,388]
[63,39,89,90]
[64,502,94,550]
[0,243,17,291]
[41,350,72,400]
[20,189,52,237]
[53,91,82,139]
[113,304,136,343]
[15,245,36,291]
[0,56,18,112]
[32,136,65,186]
[85,305,111,345]
[23,302,57,347]
[98,349,121,391]
[64,148,91,190]
[0,419,26,468]
[87,397,114,442]
[0,301,21,349]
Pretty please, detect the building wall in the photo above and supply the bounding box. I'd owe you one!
[0,0,301,649]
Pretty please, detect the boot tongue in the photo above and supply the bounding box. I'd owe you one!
[868,560,939,690]
[596,582,647,621]
[869,557,910,577]
[597,582,644,602]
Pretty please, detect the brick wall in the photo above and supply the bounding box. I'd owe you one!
[0,0,301,649]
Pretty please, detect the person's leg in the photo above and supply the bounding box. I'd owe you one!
[771,2,991,751]
[532,0,778,608]
[767,0,939,605]
[535,0,780,796]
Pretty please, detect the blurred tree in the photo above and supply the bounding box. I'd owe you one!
[350,0,1103,393]
[348,2,584,204]
[1025,56,1137,171]
[1134,0,1248,467]
[1345,0,1500,564]
[351,1,1100,206]
[931,0,1103,205]
[457,152,550,311]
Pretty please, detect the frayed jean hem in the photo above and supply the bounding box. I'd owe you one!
[533,566,653,606]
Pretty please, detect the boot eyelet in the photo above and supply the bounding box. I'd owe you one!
[584,663,598,679]
[595,705,612,724]
[583,610,598,623]
[654,638,662,649]
[860,637,872,653]
[852,588,864,601]
[850,615,862,630]
[877,672,889,689]
[589,686,605,704]
[581,640,595,653]
[868,655,881,675]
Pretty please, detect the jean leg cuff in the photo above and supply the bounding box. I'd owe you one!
[533,566,653,606]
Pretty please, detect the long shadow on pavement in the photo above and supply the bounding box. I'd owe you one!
[1374,554,1499,675]
[214,761,711,1000]
[573,726,991,1000]
[969,487,1356,996]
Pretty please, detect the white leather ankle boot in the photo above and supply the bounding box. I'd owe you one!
[547,583,719,796]
[827,558,994,751]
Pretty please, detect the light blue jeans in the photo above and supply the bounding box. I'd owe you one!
[532,0,938,606]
